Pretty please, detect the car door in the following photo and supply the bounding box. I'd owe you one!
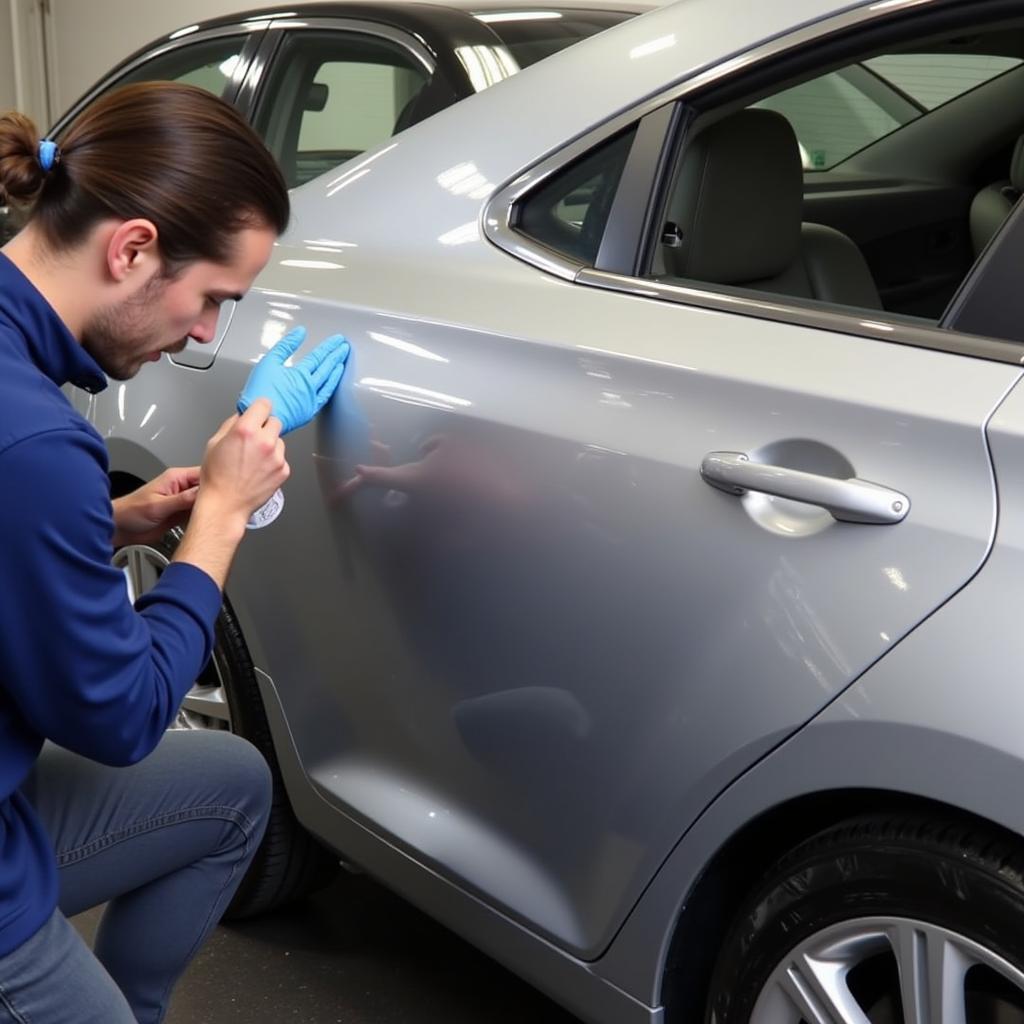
[205,45,1024,970]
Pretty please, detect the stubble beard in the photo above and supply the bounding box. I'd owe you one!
[81,276,177,381]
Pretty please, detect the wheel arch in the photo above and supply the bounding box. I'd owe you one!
[105,437,165,490]
[657,787,1021,1021]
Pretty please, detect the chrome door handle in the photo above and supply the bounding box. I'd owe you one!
[700,451,910,525]
[170,300,237,371]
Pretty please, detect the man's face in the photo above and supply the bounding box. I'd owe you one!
[82,224,276,380]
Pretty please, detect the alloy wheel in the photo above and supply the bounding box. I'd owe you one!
[750,916,1024,1024]
[112,543,232,731]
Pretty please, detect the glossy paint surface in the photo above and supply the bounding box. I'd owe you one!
[80,0,1024,1019]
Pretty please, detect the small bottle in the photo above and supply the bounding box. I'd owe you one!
[247,488,285,530]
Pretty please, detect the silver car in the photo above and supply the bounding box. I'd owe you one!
[82,0,1024,1021]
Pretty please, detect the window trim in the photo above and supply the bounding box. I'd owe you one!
[246,18,438,190]
[576,266,1024,365]
[263,17,437,77]
[49,24,266,136]
[482,0,1024,366]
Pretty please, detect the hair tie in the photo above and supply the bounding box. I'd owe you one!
[37,139,59,173]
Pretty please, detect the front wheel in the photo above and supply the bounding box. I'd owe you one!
[706,815,1024,1024]
[113,531,340,919]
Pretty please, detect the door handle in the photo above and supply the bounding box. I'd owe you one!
[170,300,237,371]
[700,452,910,525]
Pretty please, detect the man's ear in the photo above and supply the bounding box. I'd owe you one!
[105,218,160,284]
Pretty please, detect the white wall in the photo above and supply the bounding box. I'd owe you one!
[1,0,50,125]
[0,5,17,115]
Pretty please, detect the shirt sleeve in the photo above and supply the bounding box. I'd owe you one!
[0,428,223,765]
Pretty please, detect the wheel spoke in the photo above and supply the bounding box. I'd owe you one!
[123,546,159,603]
[775,953,873,1024]
[125,547,144,603]
[890,921,970,1024]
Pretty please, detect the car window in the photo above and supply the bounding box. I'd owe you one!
[753,66,917,171]
[516,128,637,264]
[755,53,1021,170]
[865,53,1022,110]
[504,9,1024,352]
[0,34,250,246]
[253,31,431,189]
[115,35,249,97]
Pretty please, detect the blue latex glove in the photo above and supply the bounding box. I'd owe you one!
[237,327,350,435]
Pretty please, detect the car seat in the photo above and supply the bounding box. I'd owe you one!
[969,134,1024,257]
[659,108,881,309]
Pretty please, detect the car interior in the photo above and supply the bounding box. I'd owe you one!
[650,18,1024,325]
[655,107,883,311]
[516,13,1024,340]
[253,32,429,189]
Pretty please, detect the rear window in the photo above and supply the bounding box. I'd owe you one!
[475,9,635,68]
[754,52,1023,170]
[864,53,1022,109]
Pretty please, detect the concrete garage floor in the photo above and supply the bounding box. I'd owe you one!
[72,871,585,1023]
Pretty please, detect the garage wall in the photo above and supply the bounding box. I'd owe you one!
[0,5,18,115]
[1,0,50,125]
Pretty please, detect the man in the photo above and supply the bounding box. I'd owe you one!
[0,82,348,1022]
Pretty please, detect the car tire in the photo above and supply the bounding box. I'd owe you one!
[705,815,1024,1024]
[114,529,340,920]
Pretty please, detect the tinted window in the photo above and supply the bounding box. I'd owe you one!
[516,128,637,264]
[117,35,249,97]
[866,53,1022,110]
[755,52,1023,170]
[1,35,249,245]
[253,31,430,188]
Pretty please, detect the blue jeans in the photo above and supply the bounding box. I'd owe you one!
[0,730,271,1024]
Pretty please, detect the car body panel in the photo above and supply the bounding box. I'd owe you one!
[88,163,1019,960]
[73,0,1024,1019]
[599,368,1024,1006]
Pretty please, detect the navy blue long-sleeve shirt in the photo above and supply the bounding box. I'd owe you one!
[0,253,222,955]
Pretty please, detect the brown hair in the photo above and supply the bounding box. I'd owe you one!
[0,82,289,271]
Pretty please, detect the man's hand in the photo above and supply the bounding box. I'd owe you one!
[112,466,200,548]
[198,399,289,523]
[173,399,290,590]
[237,326,350,435]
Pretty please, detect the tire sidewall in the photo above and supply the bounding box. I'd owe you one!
[709,824,1024,1023]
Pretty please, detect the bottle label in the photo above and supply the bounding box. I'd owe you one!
[246,488,285,530]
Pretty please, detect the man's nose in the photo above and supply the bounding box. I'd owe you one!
[190,308,219,344]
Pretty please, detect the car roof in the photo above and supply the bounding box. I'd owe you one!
[188,0,650,34]
[69,0,649,128]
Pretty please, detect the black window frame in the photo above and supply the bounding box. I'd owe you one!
[49,24,267,137]
[246,21,438,189]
